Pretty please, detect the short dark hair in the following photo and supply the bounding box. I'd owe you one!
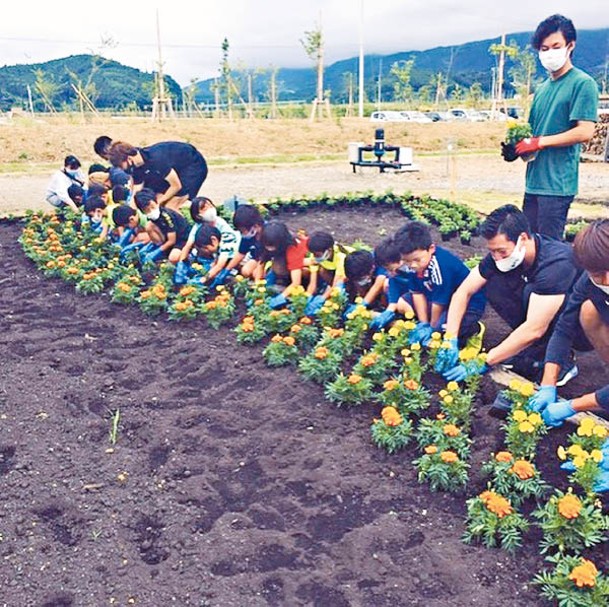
[344,250,374,281]
[134,188,157,212]
[308,231,334,254]
[112,185,129,204]
[190,196,215,223]
[87,183,108,197]
[573,220,609,273]
[194,224,222,248]
[108,142,138,167]
[64,155,81,169]
[261,221,294,257]
[84,195,105,215]
[94,135,113,158]
[88,163,108,175]
[532,14,576,50]
[374,238,401,267]
[112,204,136,227]
[233,205,263,231]
[67,184,84,204]
[394,221,432,255]
[480,204,531,243]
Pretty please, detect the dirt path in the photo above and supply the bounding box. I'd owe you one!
[1,154,608,218]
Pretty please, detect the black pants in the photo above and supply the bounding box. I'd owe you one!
[523,193,573,241]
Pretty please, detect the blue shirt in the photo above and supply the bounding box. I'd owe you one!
[237,224,265,260]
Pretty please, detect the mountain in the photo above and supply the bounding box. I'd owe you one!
[0,54,181,112]
[195,28,609,104]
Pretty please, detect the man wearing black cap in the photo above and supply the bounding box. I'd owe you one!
[45,155,85,213]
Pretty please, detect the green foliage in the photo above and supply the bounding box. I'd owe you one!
[414,449,469,493]
[371,412,414,455]
[324,373,373,407]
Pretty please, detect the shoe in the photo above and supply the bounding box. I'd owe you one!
[556,362,578,387]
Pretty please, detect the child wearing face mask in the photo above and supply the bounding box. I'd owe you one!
[225,205,266,278]
[134,188,190,264]
[45,155,85,214]
[343,249,389,319]
[83,196,108,237]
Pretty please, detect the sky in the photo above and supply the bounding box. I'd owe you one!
[1,0,608,86]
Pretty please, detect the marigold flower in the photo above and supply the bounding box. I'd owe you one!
[528,412,543,427]
[519,382,535,397]
[440,450,458,464]
[591,449,603,463]
[510,460,535,480]
[205,301,217,310]
[254,298,264,306]
[383,379,400,391]
[299,316,313,325]
[438,389,448,398]
[573,455,588,469]
[479,490,495,504]
[431,331,441,341]
[327,328,344,338]
[400,348,410,357]
[593,425,608,438]
[404,379,419,390]
[388,326,400,338]
[271,334,283,343]
[381,407,403,427]
[567,444,586,457]
[446,381,460,392]
[361,354,378,367]
[314,347,329,360]
[436,413,446,420]
[577,418,596,437]
[495,451,513,463]
[283,336,296,346]
[443,395,454,405]
[372,332,383,342]
[443,424,460,437]
[140,290,151,299]
[518,421,535,434]
[405,310,415,320]
[348,374,362,385]
[558,493,582,519]
[509,379,522,392]
[290,325,302,333]
[424,445,438,455]
[557,445,567,460]
[485,494,513,518]
[179,286,196,297]
[513,409,528,423]
[117,283,131,292]
[410,343,421,352]
[569,559,598,588]
[403,321,416,330]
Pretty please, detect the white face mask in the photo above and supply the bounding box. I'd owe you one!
[201,208,217,223]
[539,46,569,73]
[147,207,161,221]
[495,237,526,273]
[66,169,79,178]
[314,251,331,263]
[398,263,411,273]
[243,228,257,239]
[591,277,609,295]
[356,276,372,287]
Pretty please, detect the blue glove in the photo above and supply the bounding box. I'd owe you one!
[369,309,396,331]
[269,293,289,309]
[601,440,609,471]
[443,360,489,382]
[529,385,557,413]
[594,471,609,493]
[142,246,164,265]
[117,228,134,248]
[209,268,230,289]
[542,400,576,428]
[408,322,433,345]
[560,460,577,472]
[305,295,326,316]
[119,241,146,259]
[173,261,190,285]
[434,337,459,374]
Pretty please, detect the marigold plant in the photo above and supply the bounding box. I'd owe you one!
[413,448,469,493]
[262,334,300,367]
[324,372,374,407]
[503,407,547,459]
[298,346,343,384]
[370,406,414,454]
[416,418,471,458]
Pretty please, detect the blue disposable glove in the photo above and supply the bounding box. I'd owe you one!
[119,241,146,259]
[173,261,190,285]
[269,293,289,309]
[408,322,433,345]
[542,400,576,428]
[434,337,459,374]
[369,309,396,331]
[529,385,558,413]
[117,228,134,248]
[209,268,230,289]
[305,295,326,316]
[443,360,489,382]
[142,245,164,265]
[594,470,609,493]
[560,460,577,472]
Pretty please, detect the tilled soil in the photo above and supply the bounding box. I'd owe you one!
[0,207,607,607]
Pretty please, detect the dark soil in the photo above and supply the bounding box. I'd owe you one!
[0,208,607,607]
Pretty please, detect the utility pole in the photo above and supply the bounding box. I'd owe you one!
[151,9,175,121]
[376,58,383,110]
[358,0,364,117]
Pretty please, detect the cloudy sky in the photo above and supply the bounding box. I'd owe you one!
[1,0,608,86]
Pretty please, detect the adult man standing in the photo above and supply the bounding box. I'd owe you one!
[108,141,208,211]
[502,14,598,240]
[438,205,580,384]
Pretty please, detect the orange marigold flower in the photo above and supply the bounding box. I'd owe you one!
[381,406,403,427]
[569,559,598,589]
[299,316,312,325]
[424,445,438,455]
[443,424,460,437]
[271,334,283,343]
[479,490,496,505]
[254,298,264,306]
[241,325,254,333]
[283,336,296,346]
[557,493,582,520]
[510,460,536,481]
[140,290,151,300]
[290,325,302,333]
[327,328,345,338]
[495,451,513,463]
[361,354,378,367]
[179,286,196,297]
[404,379,419,390]
[383,379,400,391]
[485,494,513,518]
[314,347,329,360]
[205,301,217,310]
[348,374,362,385]
[440,450,459,464]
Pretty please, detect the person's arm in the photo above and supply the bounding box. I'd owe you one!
[160,231,177,253]
[306,267,318,296]
[538,121,596,148]
[157,169,183,205]
[363,275,387,307]
[486,292,565,365]
[445,266,487,336]
[206,253,230,280]
[282,269,303,297]
[179,228,198,262]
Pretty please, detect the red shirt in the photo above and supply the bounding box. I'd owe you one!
[286,236,309,272]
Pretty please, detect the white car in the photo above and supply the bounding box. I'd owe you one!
[399,111,433,123]
[447,108,486,122]
[370,111,409,122]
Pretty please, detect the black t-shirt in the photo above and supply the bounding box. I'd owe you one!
[151,208,190,246]
[132,142,204,192]
[479,234,578,296]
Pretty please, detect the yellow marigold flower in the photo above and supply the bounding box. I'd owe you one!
[573,455,588,469]
[569,559,598,589]
[527,412,543,427]
[593,425,608,438]
[558,493,582,519]
[431,331,441,341]
[428,340,441,349]
[518,421,535,434]
[372,333,383,342]
[485,494,513,519]
[510,460,536,480]
[519,382,535,397]
[509,379,522,392]
[403,321,417,330]
[383,379,400,391]
[495,451,513,463]
[440,450,458,464]
[436,413,446,420]
[403,357,413,365]
[443,395,454,405]
[446,381,460,392]
[557,445,567,461]
[577,418,596,437]
[567,444,585,457]
[443,424,460,437]
[400,348,410,357]
[388,326,400,338]
[438,389,448,398]
[513,410,528,422]
[424,445,438,455]
[410,343,421,352]
[347,374,362,385]
[591,449,603,463]
[405,310,415,320]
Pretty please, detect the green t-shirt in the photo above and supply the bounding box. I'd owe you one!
[525,67,598,197]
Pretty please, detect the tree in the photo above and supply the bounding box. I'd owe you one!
[301,21,330,119]
[508,45,538,117]
[390,59,415,105]
[489,36,519,102]
[220,38,233,119]
[32,69,59,112]
[450,83,464,103]
[467,82,484,108]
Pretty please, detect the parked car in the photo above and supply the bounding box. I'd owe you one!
[447,108,486,122]
[370,111,408,122]
[424,111,446,122]
[499,106,524,119]
[399,111,433,123]
[478,110,509,121]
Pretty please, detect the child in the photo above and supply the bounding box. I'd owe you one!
[226,205,266,278]
[112,184,131,206]
[368,238,415,329]
[258,221,309,308]
[45,155,84,213]
[134,188,190,264]
[393,221,486,345]
[343,249,388,315]
[83,196,110,238]
[112,205,151,244]
[305,231,353,315]
[67,184,85,209]
[190,224,237,287]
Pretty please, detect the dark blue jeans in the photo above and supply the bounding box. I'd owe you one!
[522,193,574,240]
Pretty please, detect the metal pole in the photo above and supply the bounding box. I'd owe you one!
[358,0,364,117]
